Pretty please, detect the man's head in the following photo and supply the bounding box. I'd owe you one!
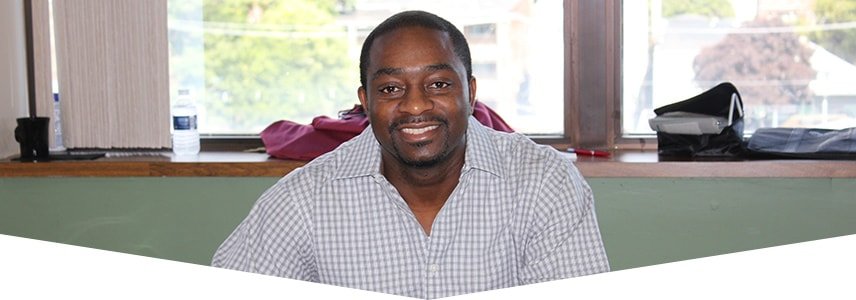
[359,11,472,88]
[357,11,476,169]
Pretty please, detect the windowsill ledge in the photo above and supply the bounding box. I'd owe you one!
[2,150,855,178]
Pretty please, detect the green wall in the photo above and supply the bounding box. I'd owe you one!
[0,177,276,265]
[1,177,855,270]
[590,178,856,269]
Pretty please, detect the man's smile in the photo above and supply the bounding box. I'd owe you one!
[390,115,447,143]
[400,124,438,135]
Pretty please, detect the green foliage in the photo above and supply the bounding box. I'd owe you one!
[661,0,734,18]
[168,2,205,94]
[811,0,856,64]
[201,0,357,133]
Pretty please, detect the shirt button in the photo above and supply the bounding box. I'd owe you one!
[428,264,439,273]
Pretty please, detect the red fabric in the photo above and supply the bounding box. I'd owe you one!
[472,101,514,133]
[261,102,514,160]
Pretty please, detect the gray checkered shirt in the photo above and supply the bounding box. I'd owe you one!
[212,117,610,299]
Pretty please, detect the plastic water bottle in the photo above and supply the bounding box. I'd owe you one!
[171,89,200,156]
[52,93,65,151]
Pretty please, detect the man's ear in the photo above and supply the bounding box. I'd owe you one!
[358,86,368,111]
[468,76,478,113]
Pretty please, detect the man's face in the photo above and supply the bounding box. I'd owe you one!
[358,26,476,168]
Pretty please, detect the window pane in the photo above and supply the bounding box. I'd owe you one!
[168,0,564,135]
[623,0,856,136]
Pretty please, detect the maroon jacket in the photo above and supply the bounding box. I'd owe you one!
[260,101,514,160]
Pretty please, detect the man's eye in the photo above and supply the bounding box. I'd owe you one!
[429,82,451,89]
[379,86,401,94]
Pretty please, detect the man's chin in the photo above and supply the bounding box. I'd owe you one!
[392,147,443,168]
[392,146,449,169]
[399,155,443,169]
[389,133,457,169]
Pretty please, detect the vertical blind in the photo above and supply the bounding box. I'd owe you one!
[52,0,170,149]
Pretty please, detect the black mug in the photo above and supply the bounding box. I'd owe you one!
[14,117,51,162]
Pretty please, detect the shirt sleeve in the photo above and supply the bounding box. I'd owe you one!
[211,172,318,282]
[519,162,611,284]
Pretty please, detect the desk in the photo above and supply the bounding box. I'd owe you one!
[2,151,855,271]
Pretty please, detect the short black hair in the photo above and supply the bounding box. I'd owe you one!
[359,10,472,88]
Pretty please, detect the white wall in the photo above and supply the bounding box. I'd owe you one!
[1,0,28,159]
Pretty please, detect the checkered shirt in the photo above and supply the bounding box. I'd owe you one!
[212,117,610,299]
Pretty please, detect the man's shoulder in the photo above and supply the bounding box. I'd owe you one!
[478,125,569,167]
[280,128,376,184]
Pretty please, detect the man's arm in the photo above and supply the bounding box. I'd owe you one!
[519,163,610,284]
[211,174,318,282]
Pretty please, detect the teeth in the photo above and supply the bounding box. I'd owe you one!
[401,125,438,135]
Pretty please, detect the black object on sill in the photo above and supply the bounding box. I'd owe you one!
[746,127,856,160]
[12,151,106,162]
[14,117,51,162]
[49,151,107,160]
[650,82,746,158]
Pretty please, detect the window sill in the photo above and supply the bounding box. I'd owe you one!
[2,150,855,178]
[574,151,856,178]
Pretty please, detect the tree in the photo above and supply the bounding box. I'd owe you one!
[811,0,856,64]
[169,1,205,96]
[201,0,356,133]
[661,0,734,18]
[693,17,816,109]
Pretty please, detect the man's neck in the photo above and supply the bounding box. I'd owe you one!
[381,148,466,235]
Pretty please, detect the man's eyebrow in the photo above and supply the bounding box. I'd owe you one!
[371,67,403,81]
[424,63,453,72]
[370,64,455,81]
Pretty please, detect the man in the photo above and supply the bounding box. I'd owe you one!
[212,10,610,299]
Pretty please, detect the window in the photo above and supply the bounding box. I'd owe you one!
[472,62,498,79]
[623,0,856,137]
[26,1,854,153]
[168,0,565,136]
[464,23,498,43]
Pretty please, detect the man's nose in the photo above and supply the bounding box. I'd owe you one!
[398,87,434,115]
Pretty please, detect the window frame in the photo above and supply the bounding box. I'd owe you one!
[568,0,657,151]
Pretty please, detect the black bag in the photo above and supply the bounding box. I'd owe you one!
[651,82,746,157]
[747,127,856,159]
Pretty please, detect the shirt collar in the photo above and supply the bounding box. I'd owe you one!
[332,116,504,180]
[462,116,504,178]
[331,128,382,180]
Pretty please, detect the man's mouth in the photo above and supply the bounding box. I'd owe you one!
[390,116,447,139]
[401,125,439,135]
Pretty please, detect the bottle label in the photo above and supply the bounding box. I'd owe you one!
[173,115,197,130]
